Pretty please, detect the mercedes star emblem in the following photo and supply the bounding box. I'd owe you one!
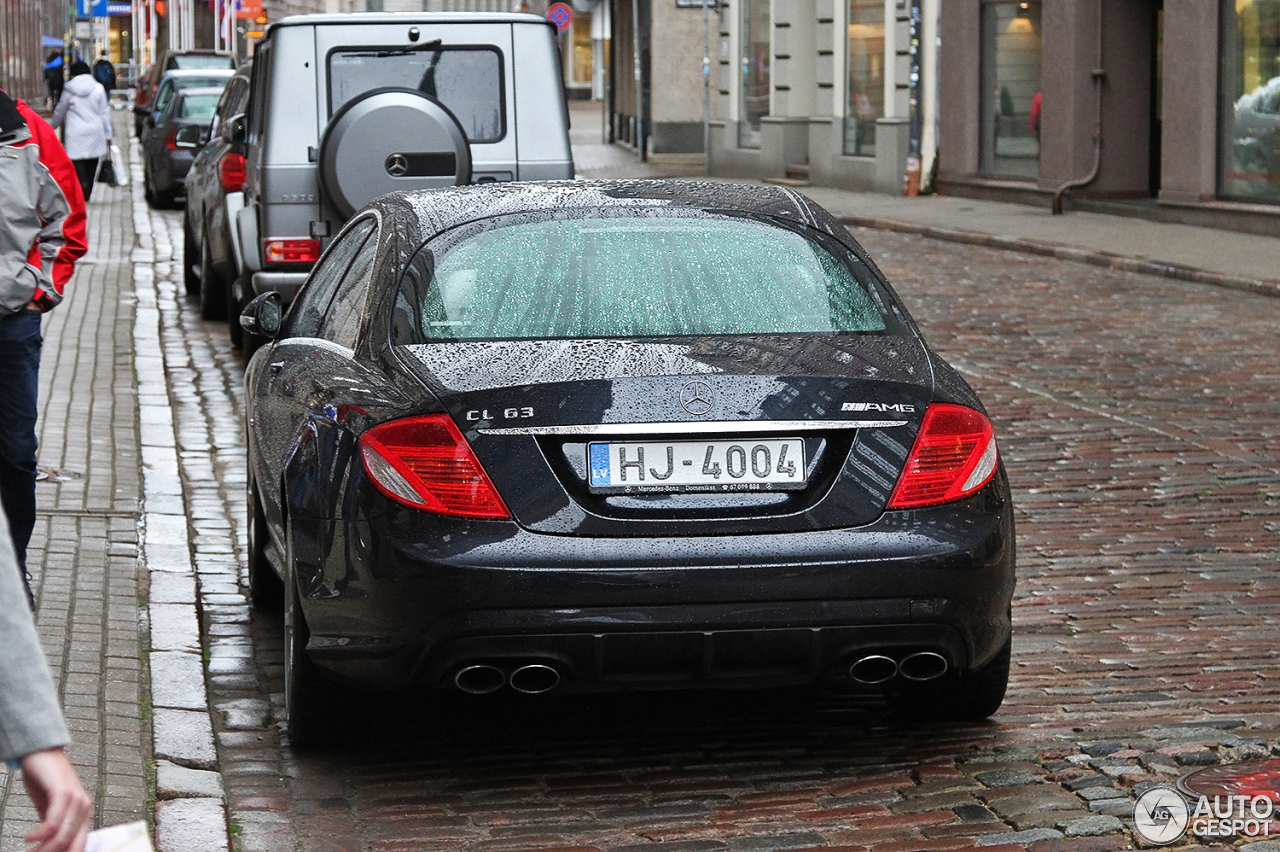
[680,380,715,416]
[385,153,409,177]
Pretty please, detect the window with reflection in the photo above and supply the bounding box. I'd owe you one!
[739,0,771,148]
[979,0,1042,179]
[844,0,884,157]
[1221,0,1280,201]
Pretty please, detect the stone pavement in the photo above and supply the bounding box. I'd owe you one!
[0,132,147,846]
[141,136,1280,850]
[568,102,1280,298]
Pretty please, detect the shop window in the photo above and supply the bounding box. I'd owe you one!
[1221,0,1280,201]
[980,0,1042,179]
[739,0,770,148]
[571,13,594,86]
[844,0,884,157]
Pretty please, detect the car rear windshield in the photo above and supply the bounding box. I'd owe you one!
[179,94,220,119]
[171,55,235,71]
[396,214,891,341]
[328,48,503,144]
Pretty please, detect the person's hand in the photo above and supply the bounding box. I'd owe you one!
[20,748,92,852]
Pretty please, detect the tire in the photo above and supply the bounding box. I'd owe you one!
[246,479,283,609]
[153,184,177,209]
[198,238,226,320]
[182,221,200,296]
[886,636,1011,722]
[228,275,245,349]
[283,522,326,749]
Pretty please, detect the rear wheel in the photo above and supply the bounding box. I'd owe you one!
[198,238,226,320]
[182,221,200,296]
[283,522,326,748]
[886,636,1011,722]
[228,275,245,349]
[246,480,282,608]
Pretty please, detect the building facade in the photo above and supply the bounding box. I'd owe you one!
[937,0,1280,234]
[703,0,940,192]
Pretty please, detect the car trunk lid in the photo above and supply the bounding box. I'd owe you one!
[395,335,932,536]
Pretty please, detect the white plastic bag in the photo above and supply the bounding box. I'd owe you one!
[108,143,127,187]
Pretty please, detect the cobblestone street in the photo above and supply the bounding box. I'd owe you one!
[143,176,1280,851]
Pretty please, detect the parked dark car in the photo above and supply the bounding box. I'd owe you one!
[142,86,227,208]
[134,50,236,137]
[240,181,1016,747]
[183,62,252,326]
[140,68,235,145]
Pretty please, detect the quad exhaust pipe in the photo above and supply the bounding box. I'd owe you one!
[848,651,949,685]
[453,662,562,695]
[454,664,507,695]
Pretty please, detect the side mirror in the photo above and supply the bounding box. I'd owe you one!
[173,125,205,149]
[240,292,283,339]
[222,113,247,145]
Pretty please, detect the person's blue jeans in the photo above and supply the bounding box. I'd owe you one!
[0,309,43,581]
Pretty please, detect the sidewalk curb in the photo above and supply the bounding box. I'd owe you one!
[838,214,1280,300]
[130,138,234,852]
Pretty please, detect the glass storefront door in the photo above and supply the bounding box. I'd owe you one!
[980,0,1042,179]
[739,0,770,148]
[1221,0,1280,201]
[844,0,885,156]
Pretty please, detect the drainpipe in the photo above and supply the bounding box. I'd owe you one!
[1051,0,1105,214]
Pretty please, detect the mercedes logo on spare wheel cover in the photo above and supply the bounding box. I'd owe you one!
[680,380,715,416]
[385,153,409,177]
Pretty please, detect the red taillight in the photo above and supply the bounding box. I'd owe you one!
[262,238,321,264]
[218,152,246,191]
[165,129,180,150]
[887,404,999,509]
[360,415,510,519]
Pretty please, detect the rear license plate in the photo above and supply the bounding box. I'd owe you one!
[587,439,807,493]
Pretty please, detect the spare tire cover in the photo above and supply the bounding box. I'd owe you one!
[319,88,472,219]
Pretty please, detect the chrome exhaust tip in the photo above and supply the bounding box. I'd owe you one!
[508,664,561,694]
[898,651,949,682]
[848,654,899,685]
[454,664,506,695]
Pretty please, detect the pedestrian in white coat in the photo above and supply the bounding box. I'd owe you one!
[50,61,112,203]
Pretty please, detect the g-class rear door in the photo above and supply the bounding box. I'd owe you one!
[313,21,518,189]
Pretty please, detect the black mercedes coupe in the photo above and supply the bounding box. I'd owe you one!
[240,181,1016,744]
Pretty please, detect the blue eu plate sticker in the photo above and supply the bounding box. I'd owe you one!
[589,444,611,487]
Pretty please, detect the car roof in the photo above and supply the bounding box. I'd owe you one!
[161,68,236,79]
[375,180,860,247]
[174,87,228,98]
[272,11,549,29]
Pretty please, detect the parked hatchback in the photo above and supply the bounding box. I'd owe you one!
[240,181,1016,747]
[183,62,253,327]
[134,50,236,136]
[142,86,227,207]
[229,12,574,347]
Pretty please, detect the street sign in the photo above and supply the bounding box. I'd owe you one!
[77,0,108,17]
[547,2,573,31]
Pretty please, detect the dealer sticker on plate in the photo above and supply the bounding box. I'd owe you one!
[588,439,806,493]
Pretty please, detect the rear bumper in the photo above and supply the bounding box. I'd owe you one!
[251,270,308,300]
[293,485,1016,692]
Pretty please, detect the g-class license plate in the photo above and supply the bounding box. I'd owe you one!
[587,439,806,493]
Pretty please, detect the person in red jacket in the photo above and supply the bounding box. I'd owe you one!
[0,87,87,607]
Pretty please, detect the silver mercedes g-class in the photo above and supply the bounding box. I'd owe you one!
[229,12,574,328]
